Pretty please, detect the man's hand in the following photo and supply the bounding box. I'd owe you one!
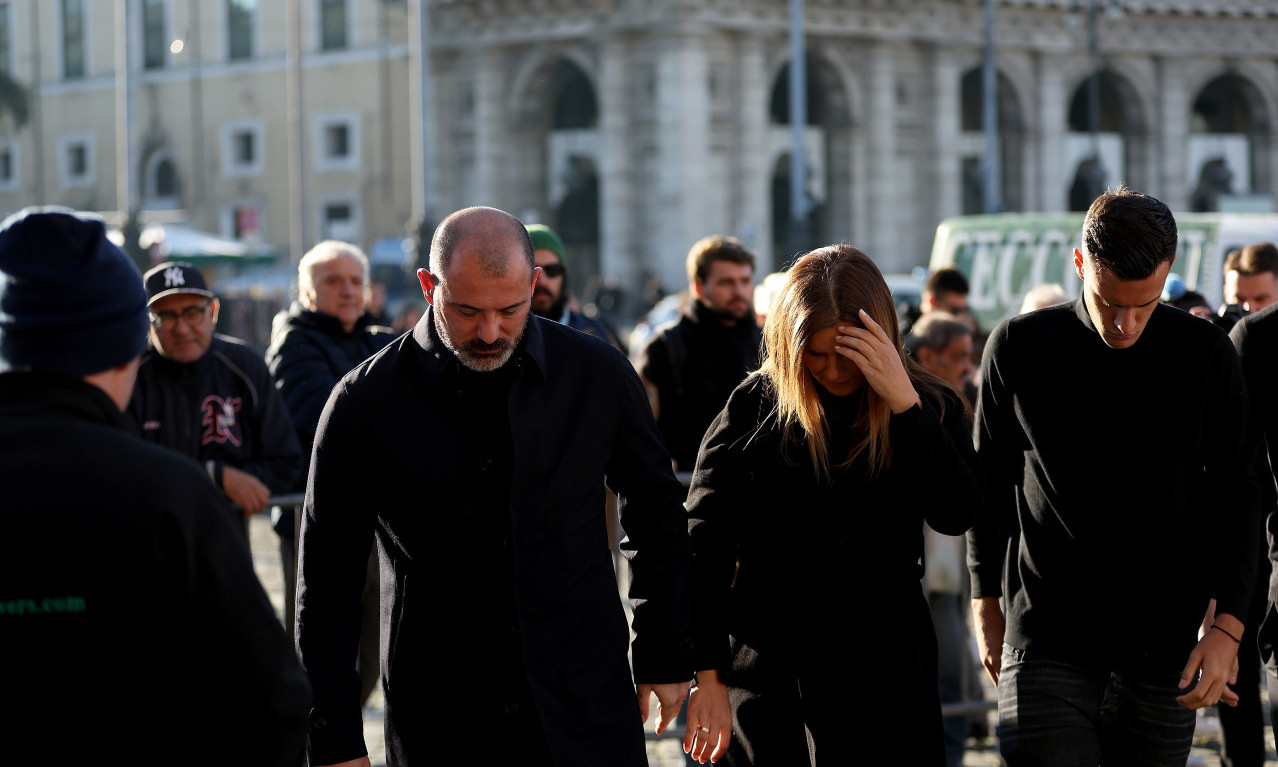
[222,466,271,516]
[1178,613,1243,709]
[971,596,1005,684]
[684,670,732,763]
[637,680,690,735]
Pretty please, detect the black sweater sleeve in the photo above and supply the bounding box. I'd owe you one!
[967,320,1019,600]
[684,377,764,673]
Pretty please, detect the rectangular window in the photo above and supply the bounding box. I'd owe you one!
[234,131,255,165]
[320,0,347,51]
[68,144,86,176]
[0,3,12,77]
[142,0,166,70]
[61,0,86,80]
[58,135,94,188]
[0,143,16,190]
[318,195,360,242]
[314,113,360,172]
[227,0,255,61]
[221,120,264,177]
[325,124,348,159]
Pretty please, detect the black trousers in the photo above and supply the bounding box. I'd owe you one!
[1220,549,1268,767]
[721,626,945,766]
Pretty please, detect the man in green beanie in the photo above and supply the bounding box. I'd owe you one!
[527,222,621,350]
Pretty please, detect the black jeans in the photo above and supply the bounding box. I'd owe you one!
[998,646,1195,767]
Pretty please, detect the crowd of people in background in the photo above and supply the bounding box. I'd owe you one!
[3,188,1277,767]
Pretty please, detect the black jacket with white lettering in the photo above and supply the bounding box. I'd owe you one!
[128,333,303,499]
[0,372,311,764]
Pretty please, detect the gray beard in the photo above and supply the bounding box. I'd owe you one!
[434,308,526,373]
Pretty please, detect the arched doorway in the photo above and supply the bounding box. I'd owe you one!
[513,56,602,296]
[959,67,1026,214]
[1189,74,1271,212]
[767,53,851,261]
[1066,69,1147,210]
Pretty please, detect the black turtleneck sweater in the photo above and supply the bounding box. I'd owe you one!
[637,299,762,472]
[968,299,1262,672]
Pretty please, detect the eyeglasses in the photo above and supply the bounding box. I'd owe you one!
[540,263,564,278]
[150,302,211,330]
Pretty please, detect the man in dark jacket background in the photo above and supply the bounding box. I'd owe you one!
[527,222,622,349]
[0,207,310,764]
[296,206,693,767]
[267,240,392,700]
[637,235,760,473]
[130,260,302,541]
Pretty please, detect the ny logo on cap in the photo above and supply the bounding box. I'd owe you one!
[164,266,186,288]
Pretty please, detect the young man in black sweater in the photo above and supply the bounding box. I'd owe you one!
[967,187,1262,767]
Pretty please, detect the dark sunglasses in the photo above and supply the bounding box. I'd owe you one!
[540,263,564,278]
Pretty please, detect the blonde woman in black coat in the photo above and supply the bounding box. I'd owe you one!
[682,244,982,765]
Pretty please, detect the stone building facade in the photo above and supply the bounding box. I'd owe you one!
[2,0,1276,309]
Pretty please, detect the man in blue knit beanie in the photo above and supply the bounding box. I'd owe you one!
[0,206,311,765]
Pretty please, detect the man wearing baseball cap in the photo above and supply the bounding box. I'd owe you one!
[130,260,302,539]
[0,207,310,763]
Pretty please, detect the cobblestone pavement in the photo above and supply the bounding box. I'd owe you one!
[247,514,1266,767]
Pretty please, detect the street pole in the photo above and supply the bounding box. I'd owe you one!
[115,0,145,270]
[981,0,1002,213]
[408,0,436,264]
[788,0,810,256]
[286,0,307,261]
[1085,0,1106,198]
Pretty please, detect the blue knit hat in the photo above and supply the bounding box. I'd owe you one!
[0,207,149,376]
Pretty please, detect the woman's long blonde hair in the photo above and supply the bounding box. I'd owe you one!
[759,244,954,481]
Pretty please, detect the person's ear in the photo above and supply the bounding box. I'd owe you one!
[917,347,937,369]
[692,280,706,301]
[1074,249,1085,282]
[418,269,437,306]
[532,266,542,296]
[210,297,221,325]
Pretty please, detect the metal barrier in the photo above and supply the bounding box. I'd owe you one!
[274,477,999,742]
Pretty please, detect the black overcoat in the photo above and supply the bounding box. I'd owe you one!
[685,373,982,764]
[0,373,310,764]
[297,311,693,766]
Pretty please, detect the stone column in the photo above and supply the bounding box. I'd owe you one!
[598,38,635,286]
[473,47,504,207]
[864,41,898,270]
[1155,55,1191,212]
[654,31,712,292]
[927,45,962,232]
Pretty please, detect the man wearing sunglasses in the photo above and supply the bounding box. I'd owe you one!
[527,223,621,349]
[129,260,302,541]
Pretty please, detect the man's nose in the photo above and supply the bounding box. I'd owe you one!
[479,315,501,344]
[1114,308,1131,332]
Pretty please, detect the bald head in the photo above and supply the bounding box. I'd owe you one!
[430,206,535,281]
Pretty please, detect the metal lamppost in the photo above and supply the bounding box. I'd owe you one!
[115,0,146,270]
[787,0,812,257]
[981,0,1002,214]
[408,0,436,267]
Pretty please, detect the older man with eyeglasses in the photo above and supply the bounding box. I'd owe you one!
[128,260,303,541]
